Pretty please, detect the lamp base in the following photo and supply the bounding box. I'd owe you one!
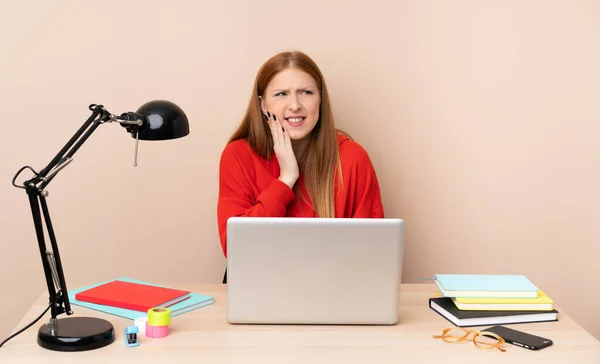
[37,317,115,351]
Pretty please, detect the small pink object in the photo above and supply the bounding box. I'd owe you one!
[145,322,169,338]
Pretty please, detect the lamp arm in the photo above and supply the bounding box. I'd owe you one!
[31,104,142,190]
[14,104,143,322]
[35,105,107,183]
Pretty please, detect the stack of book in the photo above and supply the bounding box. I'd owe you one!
[428,274,558,327]
[68,277,214,320]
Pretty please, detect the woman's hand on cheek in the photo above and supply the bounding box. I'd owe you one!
[263,110,299,189]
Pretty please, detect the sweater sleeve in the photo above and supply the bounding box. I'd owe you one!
[217,144,295,256]
[349,143,385,218]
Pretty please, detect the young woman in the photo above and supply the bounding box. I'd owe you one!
[217,50,384,261]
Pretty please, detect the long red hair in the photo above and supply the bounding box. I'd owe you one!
[228,50,345,217]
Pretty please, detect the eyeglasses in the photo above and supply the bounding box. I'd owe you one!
[433,328,506,352]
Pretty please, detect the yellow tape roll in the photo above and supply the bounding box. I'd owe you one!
[147,307,171,326]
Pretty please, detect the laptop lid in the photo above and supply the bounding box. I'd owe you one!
[226,217,405,325]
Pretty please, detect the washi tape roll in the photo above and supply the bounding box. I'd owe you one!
[146,322,169,338]
[147,307,171,326]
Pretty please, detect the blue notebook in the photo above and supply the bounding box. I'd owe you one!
[67,277,214,320]
[434,274,539,298]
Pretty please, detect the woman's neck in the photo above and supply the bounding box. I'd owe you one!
[292,137,310,162]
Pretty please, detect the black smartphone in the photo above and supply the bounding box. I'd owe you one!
[482,325,553,350]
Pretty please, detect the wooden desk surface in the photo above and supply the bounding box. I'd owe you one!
[1,283,599,363]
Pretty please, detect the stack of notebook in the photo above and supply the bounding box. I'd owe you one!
[429,274,558,327]
[68,277,214,320]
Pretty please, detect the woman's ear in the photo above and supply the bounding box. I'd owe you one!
[259,95,265,111]
[258,96,268,119]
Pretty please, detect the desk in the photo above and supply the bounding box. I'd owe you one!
[1,284,599,363]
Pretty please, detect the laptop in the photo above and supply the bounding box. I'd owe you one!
[226,217,405,325]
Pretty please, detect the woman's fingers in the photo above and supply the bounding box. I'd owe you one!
[263,111,275,139]
[282,122,291,147]
[273,115,283,147]
[264,110,284,147]
[277,117,288,146]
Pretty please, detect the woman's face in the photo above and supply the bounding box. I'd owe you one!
[261,68,321,141]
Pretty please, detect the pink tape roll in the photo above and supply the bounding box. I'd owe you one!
[145,322,169,338]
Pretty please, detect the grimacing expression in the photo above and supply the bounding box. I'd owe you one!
[261,68,320,141]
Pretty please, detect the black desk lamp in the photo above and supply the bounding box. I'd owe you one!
[7,101,189,351]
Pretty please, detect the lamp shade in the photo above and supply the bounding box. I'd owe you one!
[126,100,190,140]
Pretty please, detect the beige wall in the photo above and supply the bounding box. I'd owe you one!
[1,0,599,342]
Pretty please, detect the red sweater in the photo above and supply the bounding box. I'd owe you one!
[217,132,384,256]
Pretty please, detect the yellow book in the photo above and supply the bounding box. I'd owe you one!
[452,290,554,311]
